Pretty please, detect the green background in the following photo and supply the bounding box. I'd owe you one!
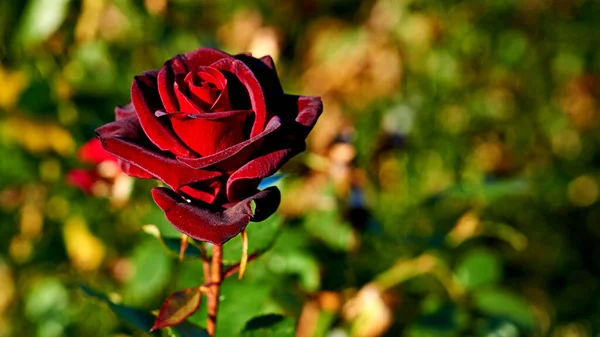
[1,0,600,336]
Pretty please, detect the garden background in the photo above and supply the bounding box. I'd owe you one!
[1,0,600,336]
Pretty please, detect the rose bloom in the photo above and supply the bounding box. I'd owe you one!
[96,48,322,245]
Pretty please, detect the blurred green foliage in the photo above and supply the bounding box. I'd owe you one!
[1,0,600,336]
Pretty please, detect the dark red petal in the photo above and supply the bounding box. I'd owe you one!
[260,55,276,69]
[180,66,231,112]
[151,288,202,331]
[227,147,300,202]
[185,71,219,107]
[95,116,221,191]
[178,178,222,205]
[151,186,280,245]
[174,83,207,113]
[157,54,188,113]
[176,116,282,171]
[115,103,136,120]
[210,58,267,138]
[182,48,232,70]
[78,138,116,164]
[226,95,323,202]
[169,109,248,157]
[234,54,284,94]
[131,70,192,157]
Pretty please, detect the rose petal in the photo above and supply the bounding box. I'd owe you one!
[132,70,192,157]
[151,186,281,245]
[178,178,223,205]
[96,116,221,191]
[176,116,282,171]
[169,108,248,157]
[226,95,322,201]
[182,47,232,70]
[234,54,284,94]
[157,54,188,113]
[210,58,267,138]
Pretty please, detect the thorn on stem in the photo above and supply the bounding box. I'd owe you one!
[179,235,189,261]
[239,229,248,279]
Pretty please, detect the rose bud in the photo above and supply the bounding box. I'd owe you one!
[96,48,322,245]
[68,138,133,204]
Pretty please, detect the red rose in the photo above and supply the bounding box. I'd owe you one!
[96,48,322,245]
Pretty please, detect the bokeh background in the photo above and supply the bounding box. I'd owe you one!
[1,0,600,336]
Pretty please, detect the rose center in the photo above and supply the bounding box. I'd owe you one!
[183,71,223,109]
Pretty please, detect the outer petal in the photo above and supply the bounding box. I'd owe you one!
[151,186,281,245]
[210,58,267,138]
[183,47,233,70]
[115,103,136,120]
[226,95,323,202]
[95,116,221,191]
[176,116,282,171]
[157,54,188,112]
[234,54,284,94]
[131,70,193,157]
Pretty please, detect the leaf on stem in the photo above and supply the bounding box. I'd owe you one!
[152,287,203,331]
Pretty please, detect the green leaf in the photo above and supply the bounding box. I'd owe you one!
[214,279,271,337]
[79,285,160,336]
[472,287,535,330]
[455,248,502,290]
[124,238,173,305]
[304,209,355,251]
[17,0,72,46]
[152,288,203,330]
[167,321,210,337]
[143,207,183,238]
[241,314,295,337]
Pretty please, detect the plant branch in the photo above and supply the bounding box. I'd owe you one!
[206,245,223,336]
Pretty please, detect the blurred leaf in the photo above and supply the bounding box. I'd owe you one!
[241,314,295,337]
[304,209,355,251]
[455,248,502,290]
[79,285,160,336]
[17,0,72,45]
[473,287,535,330]
[25,279,69,322]
[268,227,321,292]
[124,238,173,305]
[153,288,202,330]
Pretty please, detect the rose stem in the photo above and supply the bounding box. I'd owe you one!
[199,243,211,283]
[207,244,223,336]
